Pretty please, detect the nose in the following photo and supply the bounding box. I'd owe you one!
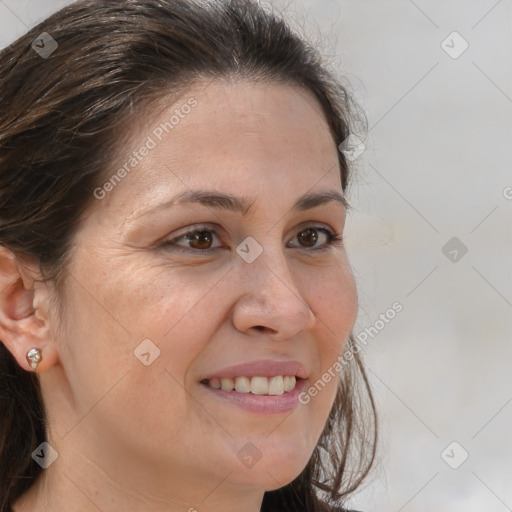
[231,246,316,340]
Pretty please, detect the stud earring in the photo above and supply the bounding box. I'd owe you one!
[26,348,42,370]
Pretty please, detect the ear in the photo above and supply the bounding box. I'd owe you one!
[0,246,60,373]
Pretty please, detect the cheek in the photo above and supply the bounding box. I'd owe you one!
[303,260,357,417]
[127,266,226,351]
[307,259,358,353]
[83,259,225,348]
[54,265,228,461]
[55,260,223,421]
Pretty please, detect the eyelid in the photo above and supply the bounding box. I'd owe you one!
[167,223,217,240]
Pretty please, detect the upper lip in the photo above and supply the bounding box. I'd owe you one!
[200,359,308,381]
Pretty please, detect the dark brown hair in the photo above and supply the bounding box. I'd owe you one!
[0,1,377,510]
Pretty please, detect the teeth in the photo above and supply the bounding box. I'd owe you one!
[205,376,297,395]
[268,376,284,395]
[284,376,296,392]
[220,378,235,391]
[234,376,250,393]
[250,376,268,395]
[209,378,221,389]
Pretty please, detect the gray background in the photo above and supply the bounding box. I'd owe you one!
[1,1,511,511]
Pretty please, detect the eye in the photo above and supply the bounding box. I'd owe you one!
[161,224,343,254]
[163,225,224,253]
[287,226,343,250]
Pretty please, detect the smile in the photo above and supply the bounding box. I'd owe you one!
[200,376,307,414]
[201,375,297,395]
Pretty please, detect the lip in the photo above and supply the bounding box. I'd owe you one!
[200,377,308,414]
[200,359,308,380]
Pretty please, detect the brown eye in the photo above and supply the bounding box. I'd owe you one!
[185,230,213,250]
[163,226,225,253]
[163,224,342,254]
[287,226,342,251]
[297,228,318,247]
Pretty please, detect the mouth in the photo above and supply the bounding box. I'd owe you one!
[200,375,299,395]
[198,359,308,414]
[199,376,307,414]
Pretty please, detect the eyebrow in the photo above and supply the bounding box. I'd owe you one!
[136,188,349,219]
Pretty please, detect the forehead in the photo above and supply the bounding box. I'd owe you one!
[93,79,342,220]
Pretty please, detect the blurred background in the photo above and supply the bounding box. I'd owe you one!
[1,1,511,511]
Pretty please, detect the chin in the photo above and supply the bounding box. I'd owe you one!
[227,442,312,490]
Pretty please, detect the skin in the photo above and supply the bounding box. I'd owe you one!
[0,78,358,512]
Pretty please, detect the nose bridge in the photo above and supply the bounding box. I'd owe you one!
[241,235,295,296]
[232,235,316,337]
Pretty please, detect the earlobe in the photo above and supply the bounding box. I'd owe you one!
[0,247,59,373]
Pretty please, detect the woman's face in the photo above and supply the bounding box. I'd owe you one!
[43,79,358,504]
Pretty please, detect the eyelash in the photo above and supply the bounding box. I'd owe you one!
[161,224,344,254]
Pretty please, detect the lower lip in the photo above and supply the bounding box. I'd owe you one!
[200,379,308,414]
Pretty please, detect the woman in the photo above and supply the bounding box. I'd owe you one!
[0,0,377,510]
